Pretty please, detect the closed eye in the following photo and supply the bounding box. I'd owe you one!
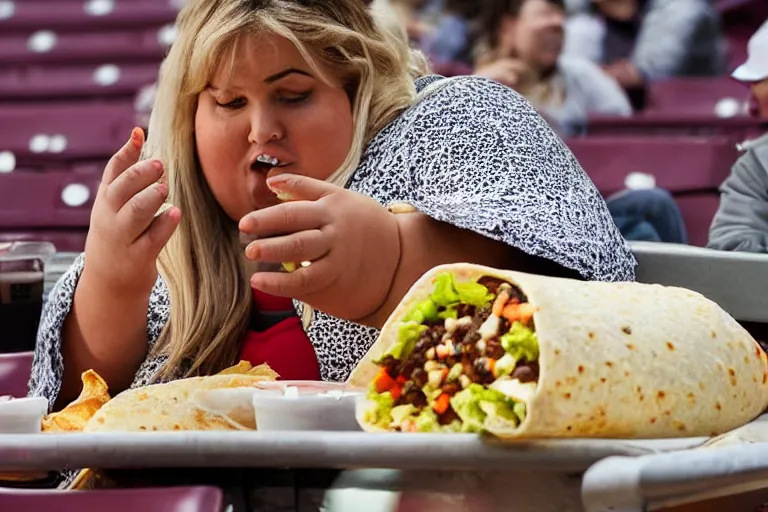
[215,97,246,110]
[278,91,312,105]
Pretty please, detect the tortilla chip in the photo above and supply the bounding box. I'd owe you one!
[42,370,110,433]
[246,363,280,379]
[216,360,253,375]
[68,469,115,490]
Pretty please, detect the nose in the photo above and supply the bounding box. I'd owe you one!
[247,104,285,146]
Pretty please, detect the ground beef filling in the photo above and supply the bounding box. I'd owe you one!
[378,276,540,429]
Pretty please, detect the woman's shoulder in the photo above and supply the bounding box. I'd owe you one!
[411,74,532,117]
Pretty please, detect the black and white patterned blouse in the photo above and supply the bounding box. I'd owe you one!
[29,75,635,405]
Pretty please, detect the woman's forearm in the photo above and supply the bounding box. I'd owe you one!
[360,212,583,329]
[359,212,511,329]
[57,267,152,407]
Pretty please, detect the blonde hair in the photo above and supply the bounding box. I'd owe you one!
[144,0,423,379]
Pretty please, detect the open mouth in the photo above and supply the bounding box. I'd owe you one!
[250,154,290,173]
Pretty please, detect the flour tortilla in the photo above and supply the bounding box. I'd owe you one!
[84,370,278,433]
[349,264,768,439]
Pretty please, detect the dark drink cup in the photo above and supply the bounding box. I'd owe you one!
[0,258,44,353]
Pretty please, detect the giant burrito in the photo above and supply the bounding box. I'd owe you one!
[349,264,768,438]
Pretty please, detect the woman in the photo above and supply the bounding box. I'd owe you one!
[474,0,631,136]
[29,0,634,411]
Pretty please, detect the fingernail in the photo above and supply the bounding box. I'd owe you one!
[152,160,163,171]
[245,242,259,260]
[130,127,144,149]
[239,217,255,232]
[155,183,168,196]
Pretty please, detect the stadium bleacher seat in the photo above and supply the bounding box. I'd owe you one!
[0,1,179,253]
[567,135,740,247]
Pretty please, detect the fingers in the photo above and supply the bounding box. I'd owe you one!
[104,159,165,210]
[265,173,337,202]
[244,229,330,264]
[250,260,337,298]
[135,206,182,256]
[102,127,145,186]
[116,182,170,242]
[239,201,328,238]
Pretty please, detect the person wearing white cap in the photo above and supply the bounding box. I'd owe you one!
[708,21,768,253]
[731,20,768,119]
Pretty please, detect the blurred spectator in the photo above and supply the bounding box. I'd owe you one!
[419,1,481,66]
[473,0,631,136]
[563,0,726,101]
[708,21,768,253]
[385,0,480,67]
[606,188,688,244]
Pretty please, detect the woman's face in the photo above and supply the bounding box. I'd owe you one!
[195,34,354,221]
[498,0,565,71]
[751,79,768,119]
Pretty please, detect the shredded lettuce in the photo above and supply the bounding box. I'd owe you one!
[500,322,539,362]
[430,273,494,309]
[364,391,395,429]
[450,383,520,432]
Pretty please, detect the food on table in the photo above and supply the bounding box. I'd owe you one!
[350,264,768,439]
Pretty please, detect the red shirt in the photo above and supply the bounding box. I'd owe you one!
[237,288,321,381]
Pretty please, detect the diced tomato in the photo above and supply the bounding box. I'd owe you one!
[501,302,538,325]
[373,368,397,394]
[433,393,451,415]
[390,385,403,400]
[396,376,407,386]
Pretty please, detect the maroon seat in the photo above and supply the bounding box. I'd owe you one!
[0,63,159,101]
[0,486,224,512]
[644,77,750,117]
[586,114,763,140]
[0,28,170,66]
[0,170,99,229]
[0,100,134,166]
[567,135,739,246]
[0,231,87,253]
[0,2,179,33]
[0,352,33,398]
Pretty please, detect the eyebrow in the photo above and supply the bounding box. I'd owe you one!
[264,68,313,84]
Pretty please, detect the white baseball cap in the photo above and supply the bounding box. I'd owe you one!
[732,20,768,83]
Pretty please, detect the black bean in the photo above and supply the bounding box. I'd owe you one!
[456,303,476,318]
[380,356,398,377]
[485,337,505,359]
[411,368,428,388]
[438,406,460,425]
[477,276,506,296]
[511,363,539,383]
[474,304,492,323]
[442,382,460,396]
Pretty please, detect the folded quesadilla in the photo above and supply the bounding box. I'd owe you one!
[349,264,768,439]
[83,363,278,432]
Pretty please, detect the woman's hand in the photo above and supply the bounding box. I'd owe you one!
[83,128,181,295]
[474,58,533,90]
[239,174,401,323]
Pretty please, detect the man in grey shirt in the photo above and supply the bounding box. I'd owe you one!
[708,21,768,253]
